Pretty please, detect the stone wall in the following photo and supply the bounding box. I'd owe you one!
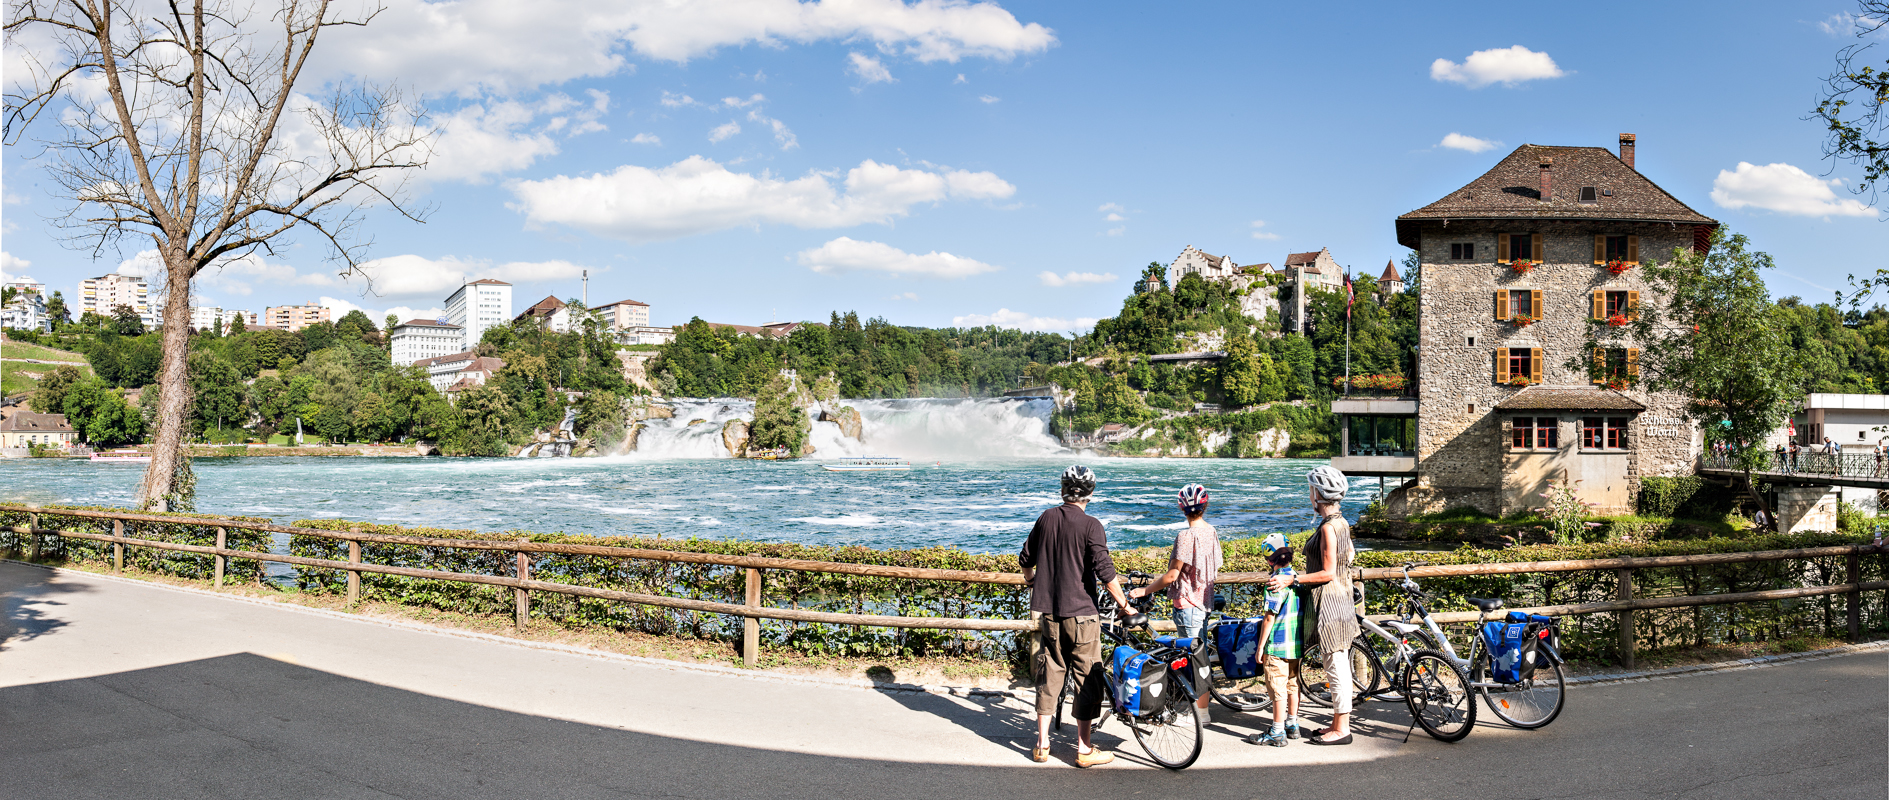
[1409,220,1704,516]
[1777,486,1839,533]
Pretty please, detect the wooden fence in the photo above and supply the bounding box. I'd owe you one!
[2,504,1883,668]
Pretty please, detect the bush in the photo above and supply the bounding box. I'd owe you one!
[0,505,272,582]
[1837,502,1883,536]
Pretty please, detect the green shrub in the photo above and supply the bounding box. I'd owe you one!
[0,505,272,582]
[1637,476,1741,520]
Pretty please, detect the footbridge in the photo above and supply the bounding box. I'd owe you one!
[3,560,1884,800]
[1699,453,1889,491]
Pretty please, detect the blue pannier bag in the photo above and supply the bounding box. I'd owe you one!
[1110,645,1169,717]
[1507,611,1559,673]
[1212,618,1264,680]
[1155,635,1210,688]
[1481,620,1531,683]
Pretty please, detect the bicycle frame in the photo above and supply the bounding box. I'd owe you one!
[1390,564,1564,690]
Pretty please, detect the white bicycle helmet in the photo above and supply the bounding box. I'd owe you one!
[1308,465,1348,502]
[1177,483,1209,516]
[1061,465,1097,501]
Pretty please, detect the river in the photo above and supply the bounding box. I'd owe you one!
[2,398,1402,553]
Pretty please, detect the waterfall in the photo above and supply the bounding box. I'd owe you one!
[621,397,1065,460]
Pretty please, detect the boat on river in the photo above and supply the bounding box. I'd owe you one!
[821,456,910,472]
[90,450,151,462]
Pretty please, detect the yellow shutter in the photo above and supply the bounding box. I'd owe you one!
[1627,290,1640,320]
[1531,233,1544,262]
[1592,290,1605,320]
[1593,348,1607,384]
[1497,233,1510,264]
[1627,348,1640,381]
[1530,289,1543,320]
[1496,348,1510,383]
[1594,234,1606,265]
[1495,290,1510,320]
[1627,235,1639,264]
[1530,348,1544,383]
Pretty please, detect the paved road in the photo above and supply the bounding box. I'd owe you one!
[3,561,1884,799]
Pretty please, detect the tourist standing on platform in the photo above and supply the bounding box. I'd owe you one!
[1245,532,1302,747]
[1269,465,1359,745]
[1128,483,1222,714]
[1776,442,1789,473]
[1020,465,1133,768]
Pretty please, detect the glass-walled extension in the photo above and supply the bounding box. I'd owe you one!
[1331,398,1418,477]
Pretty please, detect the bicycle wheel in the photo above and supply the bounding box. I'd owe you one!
[1474,651,1566,729]
[1208,662,1271,712]
[1297,641,1384,708]
[1127,677,1203,769]
[1403,649,1476,742]
[1364,627,1438,702]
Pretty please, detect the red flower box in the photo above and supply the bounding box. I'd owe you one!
[1510,260,1537,275]
[1606,260,1633,275]
[1513,316,1539,327]
[1606,314,1630,327]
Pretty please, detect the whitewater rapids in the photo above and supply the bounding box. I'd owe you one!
[626,398,1065,460]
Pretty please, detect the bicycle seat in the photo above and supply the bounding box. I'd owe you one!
[1383,619,1422,635]
[1466,597,1505,612]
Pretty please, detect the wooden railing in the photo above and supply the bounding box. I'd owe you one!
[2,504,1883,669]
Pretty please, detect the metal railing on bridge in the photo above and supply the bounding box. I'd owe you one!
[1703,451,1887,483]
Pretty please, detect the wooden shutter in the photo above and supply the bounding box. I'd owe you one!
[1530,289,1543,319]
[1594,234,1606,265]
[1495,348,1510,383]
[1627,348,1640,380]
[1530,348,1544,384]
[1531,233,1544,262]
[1497,233,1510,264]
[1592,290,1606,320]
[1495,290,1511,320]
[1593,348,1607,384]
[1627,290,1640,320]
[1627,235,1639,264]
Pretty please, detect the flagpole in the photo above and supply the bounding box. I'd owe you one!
[1344,269,1353,396]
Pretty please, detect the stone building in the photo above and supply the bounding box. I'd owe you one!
[1161,246,1280,325]
[1169,246,1242,282]
[1281,248,1345,334]
[1385,134,1714,517]
[1377,260,1405,301]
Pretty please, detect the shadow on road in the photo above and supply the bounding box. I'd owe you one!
[0,564,90,650]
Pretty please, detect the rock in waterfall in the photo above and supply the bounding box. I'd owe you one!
[722,419,750,458]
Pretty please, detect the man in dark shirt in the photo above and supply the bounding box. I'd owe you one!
[1019,465,1131,767]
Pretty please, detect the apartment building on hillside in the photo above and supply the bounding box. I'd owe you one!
[266,302,331,332]
[81,273,154,328]
[389,318,466,366]
[1366,133,1712,517]
[445,279,512,351]
[515,295,574,334]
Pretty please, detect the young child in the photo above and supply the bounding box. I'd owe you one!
[1245,532,1301,746]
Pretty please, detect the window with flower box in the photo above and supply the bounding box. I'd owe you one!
[1590,289,1640,322]
[1494,347,1544,385]
[1496,233,1543,264]
[1510,416,1559,450]
[1592,234,1639,265]
[1589,347,1640,386]
[1495,289,1542,321]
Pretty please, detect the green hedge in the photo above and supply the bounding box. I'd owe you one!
[0,505,273,583]
[1636,476,1742,519]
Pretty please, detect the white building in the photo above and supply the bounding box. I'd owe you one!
[265,302,330,331]
[3,279,51,332]
[413,349,505,394]
[81,273,154,328]
[618,326,676,346]
[1281,247,1346,334]
[515,295,573,334]
[390,318,465,366]
[594,298,651,332]
[222,309,259,330]
[188,306,223,331]
[444,279,512,351]
[1168,245,1244,282]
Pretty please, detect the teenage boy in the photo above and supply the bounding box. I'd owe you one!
[1020,465,1133,768]
[1245,533,1302,746]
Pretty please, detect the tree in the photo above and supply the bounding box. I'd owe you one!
[5,0,432,509]
[228,313,245,334]
[186,350,242,435]
[31,365,84,413]
[1812,1,1889,206]
[45,290,70,328]
[384,313,400,338]
[110,304,143,336]
[336,309,375,341]
[1574,228,1802,526]
[1219,329,1266,407]
[748,371,809,454]
[63,377,144,447]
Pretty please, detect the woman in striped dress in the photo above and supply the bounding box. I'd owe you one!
[1267,465,1358,745]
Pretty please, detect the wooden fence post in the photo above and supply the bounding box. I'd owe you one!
[1846,551,1861,642]
[1617,567,1636,669]
[27,512,39,563]
[346,536,362,606]
[743,567,763,668]
[515,547,531,631]
[112,519,124,575]
[214,526,227,589]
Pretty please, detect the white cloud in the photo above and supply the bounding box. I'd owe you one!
[1430,46,1566,88]
[662,91,702,108]
[1710,162,1877,217]
[954,73,967,84]
[425,101,562,184]
[317,296,446,326]
[1250,220,1281,241]
[1439,132,1500,153]
[849,52,896,84]
[114,249,166,279]
[352,254,591,301]
[709,121,742,142]
[196,252,342,297]
[952,308,1095,333]
[797,237,999,279]
[1098,202,1127,236]
[978,94,1000,103]
[722,93,766,108]
[1038,271,1116,287]
[507,156,1016,242]
[889,291,919,300]
[748,110,799,150]
[1820,11,1889,38]
[1098,202,1123,212]
[2,252,30,274]
[631,133,662,145]
[315,0,1053,96]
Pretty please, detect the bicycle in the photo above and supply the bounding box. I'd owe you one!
[1095,570,1206,769]
[1390,564,1567,742]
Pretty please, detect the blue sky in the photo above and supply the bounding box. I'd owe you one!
[3,0,1883,331]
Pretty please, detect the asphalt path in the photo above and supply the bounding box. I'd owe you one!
[2,560,1884,799]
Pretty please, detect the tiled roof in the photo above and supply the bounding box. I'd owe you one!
[1381,260,1402,282]
[1494,387,1647,412]
[1396,143,1716,248]
[1285,250,1324,266]
[397,318,461,329]
[413,349,480,368]
[466,278,511,286]
[0,411,74,433]
[597,298,650,308]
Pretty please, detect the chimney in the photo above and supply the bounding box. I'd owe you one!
[1619,133,1636,169]
[1538,156,1553,202]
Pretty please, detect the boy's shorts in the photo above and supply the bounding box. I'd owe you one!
[1263,656,1298,706]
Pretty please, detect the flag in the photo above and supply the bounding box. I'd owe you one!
[1345,273,1354,318]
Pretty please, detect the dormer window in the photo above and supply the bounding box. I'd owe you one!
[1579,187,1598,204]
